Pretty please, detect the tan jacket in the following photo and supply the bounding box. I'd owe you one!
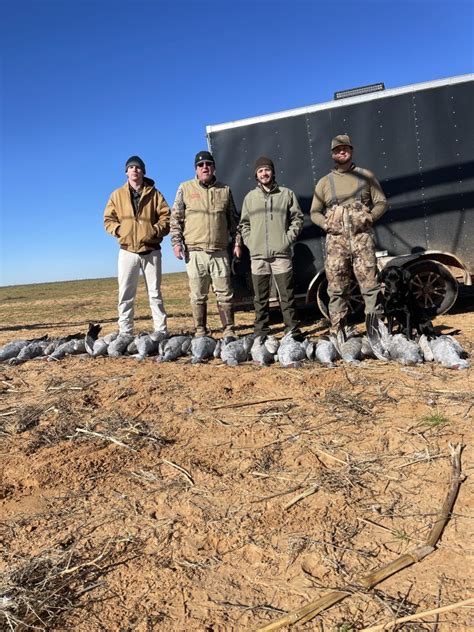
[310,164,387,231]
[104,178,170,253]
[170,177,240,251]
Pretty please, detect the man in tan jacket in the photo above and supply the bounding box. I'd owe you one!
[311,135,387,333]
[170,151,241,337]
[104,156,170,335]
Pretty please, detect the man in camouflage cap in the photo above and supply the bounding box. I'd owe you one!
[310,135,387,333]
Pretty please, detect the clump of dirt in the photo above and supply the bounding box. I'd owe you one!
[0,309,473,630]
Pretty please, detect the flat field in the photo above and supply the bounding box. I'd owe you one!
[0,276,473,631]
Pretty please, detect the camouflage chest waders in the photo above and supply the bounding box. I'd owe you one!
[325,172,381,329]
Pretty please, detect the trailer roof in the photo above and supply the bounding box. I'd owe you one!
[206,74,473,133]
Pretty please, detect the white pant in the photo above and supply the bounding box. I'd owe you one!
[117,249,167,335]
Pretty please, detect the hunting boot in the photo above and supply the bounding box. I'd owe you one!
[192,303,208,337]
[217,302,236,338]
[252,274,271,335]
[274,272,301,335]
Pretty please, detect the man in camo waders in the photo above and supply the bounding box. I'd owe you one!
[310,135,387,335]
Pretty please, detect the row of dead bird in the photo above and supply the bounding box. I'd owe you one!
[0,320,469,369]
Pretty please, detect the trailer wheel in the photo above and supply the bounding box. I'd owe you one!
[316,275,365,322]
[405,260,458,315]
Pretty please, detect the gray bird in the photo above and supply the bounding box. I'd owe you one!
[108,334,134,357]
[85,324,102,355]
[0,339,29,361]
[220,336,254,366]
[332,332,363,363]
[418,334,434,362]
[156,335,192,362]
[136,333,158,359]
[426,335,469,370]
[277,331,307,368]
[315,338,339,367]
[251,335,279,366]
[305,339,317,361]
[190,336,217,364]
[376,320,423,365]
[361,336,377,359]
[48,338,86,361]
[15,340,49,362]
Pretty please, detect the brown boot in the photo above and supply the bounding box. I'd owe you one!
[217,302,235,338]
[192,303,208,337]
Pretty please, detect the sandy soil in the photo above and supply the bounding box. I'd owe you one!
[0,305,473,631]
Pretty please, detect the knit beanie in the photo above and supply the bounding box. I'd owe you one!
[125,155,146,174]
[254,156,275,175]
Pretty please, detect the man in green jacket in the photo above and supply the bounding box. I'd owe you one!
[310,135,387,333]
[170,151,242,337]
[239,156,304,336]
[104,155,170,335]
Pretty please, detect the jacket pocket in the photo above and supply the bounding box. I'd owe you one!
[117,217,135,246]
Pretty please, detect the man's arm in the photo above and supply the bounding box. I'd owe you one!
[170,186,186,259]
[153,191,171,239]
[287,190,304,243]
[310,179,328,230]
[104,194,121,238]
[238,194,250,246]
[226,190,242,256]
[369,174,388,222]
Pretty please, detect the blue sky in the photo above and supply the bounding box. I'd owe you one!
[1,0,472,286]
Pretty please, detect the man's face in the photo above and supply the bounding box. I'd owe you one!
[196,160,215,184]
[256,166,274,186]
[127,164,144,186]
[332,145,353,166]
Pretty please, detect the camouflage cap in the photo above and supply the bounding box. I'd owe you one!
[331,135,353,151]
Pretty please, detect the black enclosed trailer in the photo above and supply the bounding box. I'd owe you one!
[206,74,473,317]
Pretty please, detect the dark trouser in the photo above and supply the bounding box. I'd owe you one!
[251,271,300,335]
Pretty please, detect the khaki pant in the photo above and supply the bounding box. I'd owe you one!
[186,250,233,307]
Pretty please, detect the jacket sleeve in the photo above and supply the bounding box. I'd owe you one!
[226,189,242,247]
[104,193,121,238]
[170,185,185,247]
[310,179,328,231]
[369,173,388,222]
[287,190,304,243]
[153,190,170,239]
[238,194,250,246]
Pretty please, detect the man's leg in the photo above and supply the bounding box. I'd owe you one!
[271,257,300,334]
[351,232,381,316]
[250,258,272,335]
[186,251,211,336]
[117,249,141,335]
[141,250,167,334]
[325,234,352,331]
[209,250,235,337]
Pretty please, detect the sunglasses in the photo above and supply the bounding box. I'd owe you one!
[196,161,214,168]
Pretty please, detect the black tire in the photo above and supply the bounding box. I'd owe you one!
[316,274,365,323]
[404,260,458,316]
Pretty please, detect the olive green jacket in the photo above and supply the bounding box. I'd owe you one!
[239,183,303,258]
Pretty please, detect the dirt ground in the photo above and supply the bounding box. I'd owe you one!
[0,282,473,631]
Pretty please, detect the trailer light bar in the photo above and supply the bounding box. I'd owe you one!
[334,82,385,100]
